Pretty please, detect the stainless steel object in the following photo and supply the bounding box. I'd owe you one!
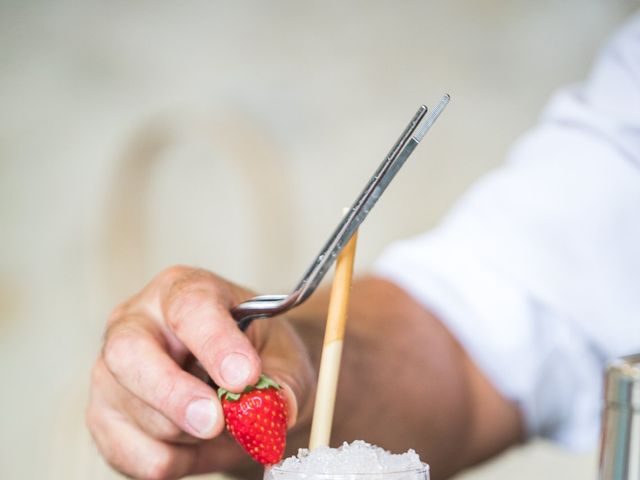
[599,353,640,480]
[230,94,450,331]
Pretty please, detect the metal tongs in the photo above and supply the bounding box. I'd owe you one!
[233,94,450,331]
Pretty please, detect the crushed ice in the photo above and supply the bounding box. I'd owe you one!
[278,440,424,474]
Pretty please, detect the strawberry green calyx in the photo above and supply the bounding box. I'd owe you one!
[254,374,281,390]
[217,374,281,402]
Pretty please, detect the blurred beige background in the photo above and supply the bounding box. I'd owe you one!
[1,1,636,478]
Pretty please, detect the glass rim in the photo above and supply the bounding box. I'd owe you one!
[266,462,430,476]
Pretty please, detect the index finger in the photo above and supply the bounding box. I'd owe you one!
[162,269,262,392]
[102,314,225,440]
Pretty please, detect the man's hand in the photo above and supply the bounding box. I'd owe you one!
[88,268,523,480]
[86,266,315,479]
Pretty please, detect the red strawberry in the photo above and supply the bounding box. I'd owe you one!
[218,374,288,465]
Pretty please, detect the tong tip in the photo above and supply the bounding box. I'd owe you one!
[413,94,450,142]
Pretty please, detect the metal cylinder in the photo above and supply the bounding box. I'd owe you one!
[599,354,640,480]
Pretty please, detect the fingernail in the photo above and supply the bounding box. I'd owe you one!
[220,352,252,386]
[186,399,217,436]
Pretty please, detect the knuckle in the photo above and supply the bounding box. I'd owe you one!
[102,330,138,377]
[89,361,102,387]
[104,448,134,480]
[90,359,109,387]
[143,446,176,480]
[166,284,222,335]
[100,427,178,480]
[106,302,127,326]
[159,265,192,284]
[86,411,127,474]
[166,288,205,331]
[162,266,220,294]
[164,271,234,341]
[85,403,100,433]
[169,268,225,300]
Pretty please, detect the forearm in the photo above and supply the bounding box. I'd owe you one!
[288,276,524,479]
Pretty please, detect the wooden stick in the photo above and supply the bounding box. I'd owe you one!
[309,216,358,450]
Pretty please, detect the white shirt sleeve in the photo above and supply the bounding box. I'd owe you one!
[373,14,640,450]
